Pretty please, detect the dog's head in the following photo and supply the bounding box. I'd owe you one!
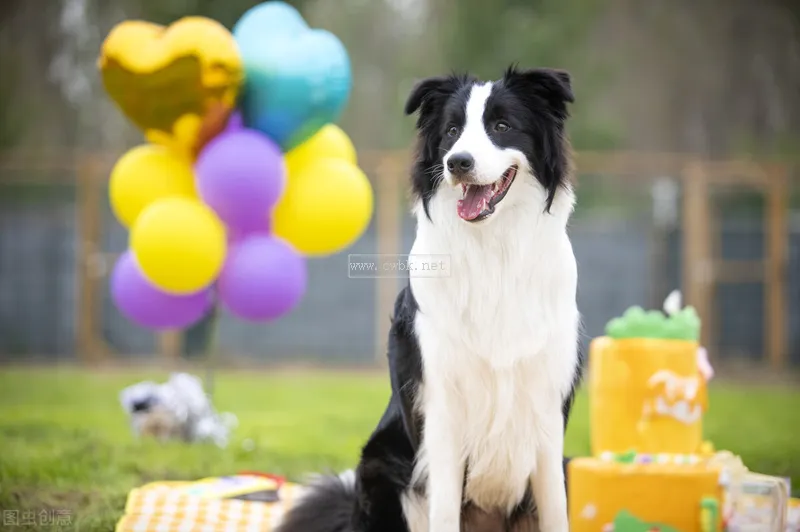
[405,66,574,224]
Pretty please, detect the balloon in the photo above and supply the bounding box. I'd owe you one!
[273,158,373,256]
[99,17,243,159]
[111,251,212,329]
[109,144,197,228]
[130,197,227,294]
[233,1,351,151]
[217,235,307,321]
[285,124,357,171]
[228,218,271,245]
[195,128,285,234]
[224,111,245,133]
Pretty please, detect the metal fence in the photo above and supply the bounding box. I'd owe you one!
[0,151,796,367]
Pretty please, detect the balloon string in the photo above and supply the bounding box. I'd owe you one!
[204,303,221,400]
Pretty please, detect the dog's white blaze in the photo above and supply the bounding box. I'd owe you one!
[407,85,579,531]
[444,82,522,187]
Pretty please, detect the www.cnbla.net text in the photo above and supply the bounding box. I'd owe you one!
[349,259,448,272]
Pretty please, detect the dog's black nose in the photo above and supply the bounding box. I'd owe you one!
[446,152,474,174]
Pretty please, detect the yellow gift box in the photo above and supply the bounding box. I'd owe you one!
[568,456,724,532]
[589,336,708,455]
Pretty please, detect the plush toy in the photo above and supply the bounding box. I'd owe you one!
[119,373,237,447]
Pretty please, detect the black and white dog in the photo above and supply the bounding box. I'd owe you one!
[277,66,582,532]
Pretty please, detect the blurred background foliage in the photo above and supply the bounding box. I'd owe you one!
[2,0,799,160]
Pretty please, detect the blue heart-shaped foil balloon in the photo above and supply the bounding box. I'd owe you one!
[233,2,352,152]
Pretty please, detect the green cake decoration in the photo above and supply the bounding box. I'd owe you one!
[605,290,700,341]
[611,510,681,532]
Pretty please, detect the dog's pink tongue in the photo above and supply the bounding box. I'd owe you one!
[457,185,493,220]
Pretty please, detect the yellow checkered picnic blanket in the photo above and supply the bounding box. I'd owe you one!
[115,480,305,532]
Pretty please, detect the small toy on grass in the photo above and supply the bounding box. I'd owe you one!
[119,373,237,447]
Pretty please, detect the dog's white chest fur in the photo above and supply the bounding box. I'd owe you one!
[409,188,579,514]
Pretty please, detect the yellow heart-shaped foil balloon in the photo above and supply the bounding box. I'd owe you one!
[98,17,243,159]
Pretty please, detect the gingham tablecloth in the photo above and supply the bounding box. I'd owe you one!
[115,481,305,532]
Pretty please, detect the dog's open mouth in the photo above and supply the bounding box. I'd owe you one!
[457,166,518,222]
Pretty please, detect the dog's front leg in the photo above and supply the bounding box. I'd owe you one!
[424,391,464,532]
[530,411,568,532]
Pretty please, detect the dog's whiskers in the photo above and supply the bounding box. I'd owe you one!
[427,163,446,189]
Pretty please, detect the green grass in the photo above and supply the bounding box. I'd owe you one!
[1,368,799,531]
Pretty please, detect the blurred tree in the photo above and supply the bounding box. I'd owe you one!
[0,48,26,151]
[138,0,312,27]
[609,0,800,158]
[435,0,623,150]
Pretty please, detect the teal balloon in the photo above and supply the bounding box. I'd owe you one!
[233,1,352,151]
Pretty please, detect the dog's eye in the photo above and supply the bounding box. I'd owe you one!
[446,126,459,137]
[494,121,510,132]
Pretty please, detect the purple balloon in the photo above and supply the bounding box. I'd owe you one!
[111,251,213,330]
[217,235,307,321]
[195,128,285,234]
[227,218,271,245]
[225,111,244,133]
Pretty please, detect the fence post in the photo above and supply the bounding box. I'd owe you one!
[75,155,108,363]
[681,161,714,357]
[765,165,788,369]
[374,154,402,366]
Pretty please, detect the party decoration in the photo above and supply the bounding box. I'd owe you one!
[592,291,710,456]
[605,305,700,341]
[589,336,708,456]
[285,124,357,171]
[568,455,722,532]
[217,235,307,321]
[130,197,227,294]
[109,144,197,228]
[195,128,285,234]
[233,1,351,151]
[99,17,243,159]
[100,2,372,330]
[111,251,212,329]
[568,452,792,532]
[273,157,373,256]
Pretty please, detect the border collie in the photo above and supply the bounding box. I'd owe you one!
[277,65,581,532]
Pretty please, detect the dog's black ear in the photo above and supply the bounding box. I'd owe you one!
[404,76,451,115]
[511,67,574,103]
[537,68,574,104]
[505,66,574,213]
[504,66,574,119]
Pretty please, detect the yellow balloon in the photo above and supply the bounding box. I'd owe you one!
[130,197,226,294]
[109,144,196,228]
[285,124,357,173]
[99,17,243,159]
[273,159,373,256]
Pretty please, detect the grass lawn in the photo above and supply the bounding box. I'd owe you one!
[1,367,799,531]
